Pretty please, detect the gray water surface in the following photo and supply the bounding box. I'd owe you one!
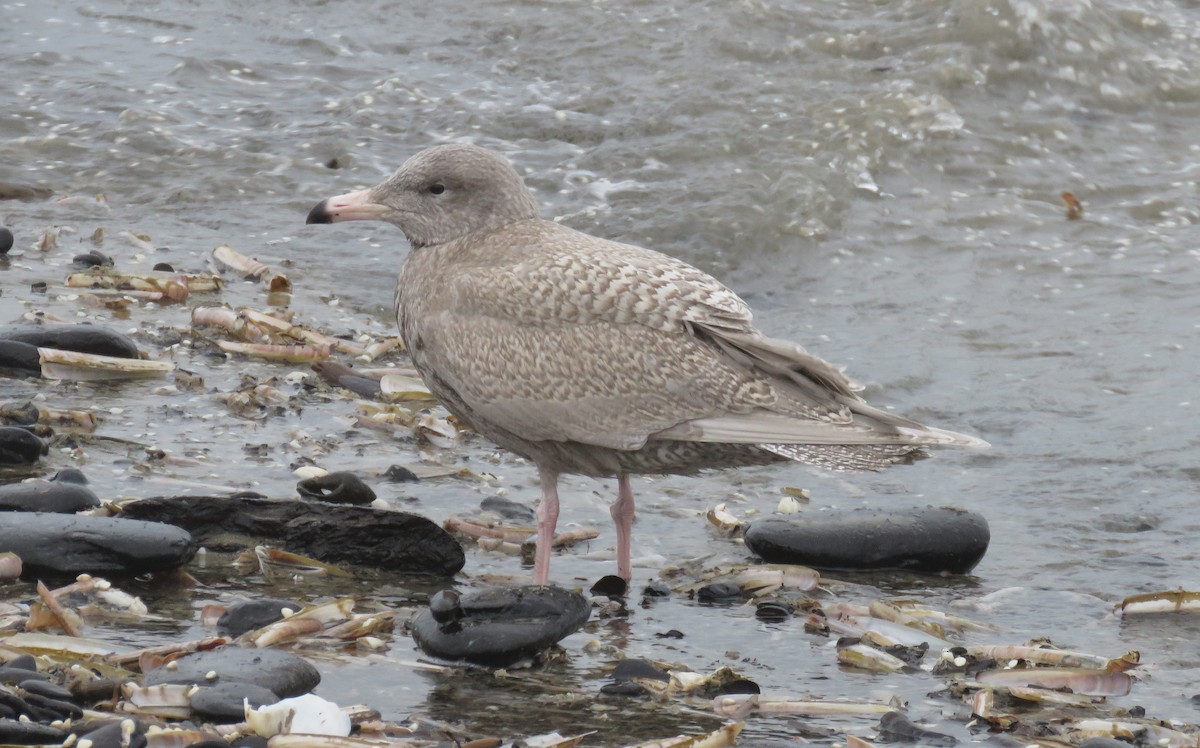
[3,0,1200,744]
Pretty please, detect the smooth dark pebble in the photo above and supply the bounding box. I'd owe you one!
[411,586,591,668]
[0,669,45,685]
[230,736,268,748]
[72,250,112,268]
[190,681,278,721]
[152,262,175,272]
[0,229,13,255]
[217,598,301,638]
[0,480,100,513]
[612,658,669,683]
[878,711,957,746]
[325,158,342,169]
[0,717,66,744]
[695,582,742,602]
[641,581,670,597]
[29,282,47,294]
[715,679,761,695]
[654,629,684,639]
[18,680,73,701]
[599,681,649,697]
[0,427,47,466]
[382,464,419,483]
[0,343,42,376]
[479,495,532,522]
[745,506,990,574]
[296,471,376,505]
[589,575,627,599]
[1,324,141,359]
[3,655,38,672]
[23,693,82,719]
[78,720,147,748]
[51,468,89,485]
[0,402,38,426]
[143,647,320,698]
[755,600,794,622]
[0,513,195,576]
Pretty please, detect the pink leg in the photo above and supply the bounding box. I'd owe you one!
[533,466,560,586]
[611,474,636,582]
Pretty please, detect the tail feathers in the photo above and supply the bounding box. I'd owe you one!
[759,442,929,471]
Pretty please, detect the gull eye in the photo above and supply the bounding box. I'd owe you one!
[429,183,445,195]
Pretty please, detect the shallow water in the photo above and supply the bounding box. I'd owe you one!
[3,0,1200,744]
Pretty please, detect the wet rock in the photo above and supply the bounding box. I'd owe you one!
[2,654,37,672]
[0,342,43,377]
[0,427,46,466]
[18,681,73,702]
[296,471,376,505]
[382,465,419,483]
[641,581,671,597]
[51,468,88,484]
[611,659,669,683]
[144,647,319,698]
[0,478,100,513]
[0,184,53,202]
[695,582,742,602]
[72,250,113,268]
[217,598,302,638]
[121,495,464,576]
[0,717,66,745]
[715,679,761,695]
[230,736,268,748]
[0,228,13,255]
[0,513,195,576]
[754,600,794,622]
[0,324,140,359]
[589,575,627,599]
[77,719,147,748]
[411,586,591,667]
[744,506,990,574]
[190,681,279,721]
[877,711,957,746]
[480,496,533,523]
[312,361,381,399]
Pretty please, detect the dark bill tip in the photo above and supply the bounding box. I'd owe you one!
[305,200,333,225]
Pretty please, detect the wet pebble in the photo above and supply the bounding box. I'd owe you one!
[296,471,376,505]
[72,250,113,268]
[744,506,990,574]
[641,581,671,598]
[0,478,100,513]
[121,495,465,576]
[877,711,957,746]
[0,324,140,359]
[77,719,147,748]
[3,655,37,672]
[695,582,742,602]
[611,659,669,683]
[311,361,381,399]
[0,228,13,255]
[0,427,47,466]
[18,680,73,701]
[479,495,533,523]
[190,681,279,721]
[143,647,320,698]
[412,586,591,667]
[0,717,66,745]
[754,600,794,622]
[217,598,302,638]
[382,464,419,483]
[0,513,195,576]
[589,575,627,599]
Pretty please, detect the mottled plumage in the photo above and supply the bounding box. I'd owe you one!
[306,143,986,584]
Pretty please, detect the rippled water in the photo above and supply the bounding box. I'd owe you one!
[4,0,1200,743]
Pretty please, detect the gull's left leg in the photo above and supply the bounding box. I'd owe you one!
[611,473,636,581]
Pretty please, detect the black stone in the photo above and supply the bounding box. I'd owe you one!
[121,495,464,576]
[715,679,761,695]
[22,692,81,719]
[695,582,742,602]
[479,496,532,522]
[0,513,195,576]
[0,229,13,255]
[72,251,113,268]
[382,465,419,483]
[51,468,88,485]
[641,581,670,597]
[589,575,627,599]
[0,324,140,359]
[0,717,66,744]
[878,711,957,746]
[77,720,147,748]
[0,427,46,466]
[3,655,37,672]
[0,342,42,376]
[152,263,175,272]
[216,598,301,638]
[144,647,319,698]
[296,471,376,505]
[311,361,381,399]
[0,480,100,513]
[230,736,268,748]
[744,506,990,574]
[411,586,591,667]
[190,682,278,721]
[18,680,74,701]
[611,658,669,683]
[755,600,794,622]
[0,669,45,686]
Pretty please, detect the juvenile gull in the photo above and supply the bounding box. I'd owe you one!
[306,144,986,585]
